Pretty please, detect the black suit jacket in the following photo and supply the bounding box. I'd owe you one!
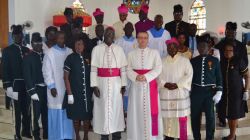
[164,20,190,37]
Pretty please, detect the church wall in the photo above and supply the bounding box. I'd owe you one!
[8,0,250,40]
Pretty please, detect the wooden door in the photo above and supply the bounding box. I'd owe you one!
[0,0,9,48]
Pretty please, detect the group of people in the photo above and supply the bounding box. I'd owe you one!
[2,3,250,140]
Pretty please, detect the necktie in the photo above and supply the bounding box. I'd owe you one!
[176,23,180,35]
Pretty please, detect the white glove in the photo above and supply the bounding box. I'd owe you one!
[213,91,222,104]
[6,87,18,100]
[243,91,249,101]
[68,95,74,104]
[6,87,13,98]
[31,94,39,101]
[12,92,18,100]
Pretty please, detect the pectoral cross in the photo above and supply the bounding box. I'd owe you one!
[109,68,113,75]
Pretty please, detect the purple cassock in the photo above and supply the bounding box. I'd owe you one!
[135,19,154,36]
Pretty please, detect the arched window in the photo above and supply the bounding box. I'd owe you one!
[189,0,206,35]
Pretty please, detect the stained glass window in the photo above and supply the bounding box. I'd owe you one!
[123,0,150,14]
[189,0,206,35]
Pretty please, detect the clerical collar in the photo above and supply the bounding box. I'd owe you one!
[53,44,67,51]
[123,36,135,42]
[142,18,149,23]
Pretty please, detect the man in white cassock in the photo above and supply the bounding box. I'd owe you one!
[147,15,171,58]
[42,31,73,140]
[91,27,127,140]
[115,22,137,113]
[158,38,193,140]
[115,22,137,57]
[127,31,163,140]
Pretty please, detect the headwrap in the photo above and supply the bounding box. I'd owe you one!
[165,37,179,46]
[93,8,104,17]
[140,4,149,14]
[118,4,128,14]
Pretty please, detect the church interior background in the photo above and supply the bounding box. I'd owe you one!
[0,0,250,139]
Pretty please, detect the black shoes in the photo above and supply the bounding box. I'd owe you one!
[14,135,22,140]
[222,135,236,140]
[219,118,226,127]
[21,132,32,139]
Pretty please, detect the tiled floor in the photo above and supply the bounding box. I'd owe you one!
[0,133,250,140]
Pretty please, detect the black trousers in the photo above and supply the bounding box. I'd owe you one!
[5,95,11,109]
[14,92,31,137]
[191,86,215,140]
[101,132,121,140]
[32,86,48,139]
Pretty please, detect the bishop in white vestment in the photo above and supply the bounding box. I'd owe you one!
[158,38,193,140]
[127,32,163,140]
[91,27,127,139]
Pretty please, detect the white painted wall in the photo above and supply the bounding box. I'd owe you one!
[205,0,250,39]
[8,0,250,40]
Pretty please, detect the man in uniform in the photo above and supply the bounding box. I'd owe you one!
[2,25,32,140]
[190,35,223,140]
[23,33,48,140]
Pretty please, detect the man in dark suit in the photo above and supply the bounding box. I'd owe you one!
[188,23,199,57]
[164,4,190,38]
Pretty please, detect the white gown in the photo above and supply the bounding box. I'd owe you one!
[158,54,193,118]
[158,54,193,138]
[115,36,137,57]
[42,45,73,140]
[91,43,127,135]
[127,47,163,140]
[147,28,171,58]
[42,45,72,109]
